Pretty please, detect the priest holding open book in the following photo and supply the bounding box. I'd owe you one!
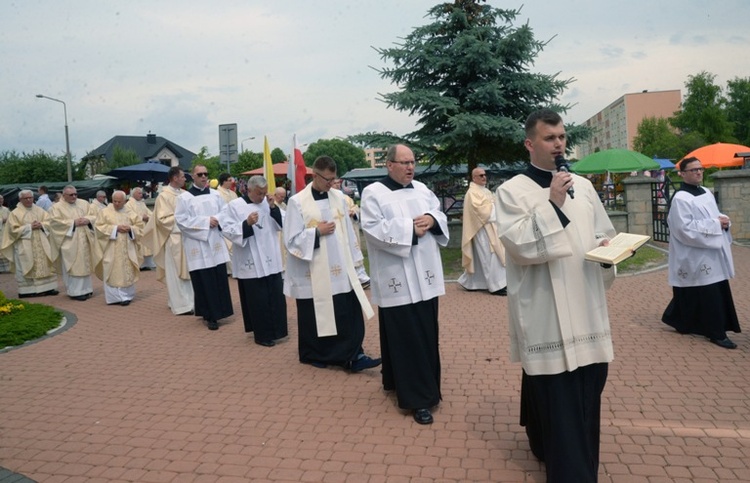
[496,109,617,482]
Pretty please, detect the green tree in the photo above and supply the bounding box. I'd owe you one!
[190,147,223,180]
[302,139,368,176]
[356,0,577,172]
[671,71,734,144]
[0,151,69,183]
[271,147,287,164]
[725,76,750,146]
[108,145,141,169]
[632,117,683,160]
[232,150,263,177]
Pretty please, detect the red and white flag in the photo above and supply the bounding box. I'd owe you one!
[291,134,307,193]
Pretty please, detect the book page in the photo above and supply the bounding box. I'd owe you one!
[609,232,650,249]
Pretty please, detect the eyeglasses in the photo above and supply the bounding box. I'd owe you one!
[65,193,77,196]
[476,174,487,178]
[314,171,336,184]
[19,197,33,200]
[390,160,416,167]
[194,172,209,177]
[682,168,705,174]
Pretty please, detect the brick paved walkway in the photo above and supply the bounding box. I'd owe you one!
[1,245,749,482]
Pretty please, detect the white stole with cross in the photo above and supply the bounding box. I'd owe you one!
[297,184,374,337]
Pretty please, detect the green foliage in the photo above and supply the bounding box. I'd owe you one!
[232,150,263,177]
[364,1,575,171]
[632,117,684,160]
[302,139,368,176]
[617,245,666,273]
[0,297,63,348]
[671,71,735,144]
[0,150,71,183]
[271,148,287,164]
[108,145,141,169]
[725,76,750,146]
[190,146,223,179]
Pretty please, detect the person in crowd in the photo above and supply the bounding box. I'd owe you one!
[216,173,238,204]
[175,165,233,330]
[360,144,448,425]
[48,185,98,301]
[90,190,108,212]
[35,185,53,211]
[458,167,507,295]
[273,187,288,211]
[221,175,287,347]
[0,190,58,297]
[144,167,194,316]
[495,109,616,482]
[332,178,370,289]
[126,187,156,270]
[0,195,11,273]
[284,155,380,372]
[662,156,740,349]
[93,191,144,306]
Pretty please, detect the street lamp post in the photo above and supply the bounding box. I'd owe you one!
[241,136,255,153]
[36,94,73,182]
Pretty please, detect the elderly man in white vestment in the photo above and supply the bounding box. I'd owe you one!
[0,190,59,297]
[48,185,98,301]
[284,155,380,372]
[360,144,448,426]
[94,191,144,306]
[175,164,233,331]
[127,187,156,271]
[90,190,108,212]
[458,167,506,295]
[495,109,616,483]
[144,167,194,316]
[220,175,288,347]
[0,195,11,273]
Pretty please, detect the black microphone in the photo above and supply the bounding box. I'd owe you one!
[554,155,575,199]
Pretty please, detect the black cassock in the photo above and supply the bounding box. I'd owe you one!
[237,273,287,342]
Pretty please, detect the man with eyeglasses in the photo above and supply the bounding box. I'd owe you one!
[284,155,380,372]
[360,144,448,425]
[662,156,740,349]
[458,167,507,295]
[48,185,98,301]
[175,165,233,330]
[0,189,59,297]
[144,167,194,316]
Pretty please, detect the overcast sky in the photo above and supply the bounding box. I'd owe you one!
[2,0,748,160]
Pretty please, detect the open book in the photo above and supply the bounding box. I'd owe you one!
[585,232,651,265]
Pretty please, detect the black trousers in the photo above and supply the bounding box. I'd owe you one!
[520,363,608,483]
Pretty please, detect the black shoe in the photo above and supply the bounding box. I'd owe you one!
[255,340,275,347]
[120,300,131,306]
[710,337,737,349]
[177,309,195,316]
[207,320,219,331]
[413,408,433,425]
[349,355,382,373]
[72,295,88,301]
[42,289,59,296]
[491,287,507,296]
[18,293,32,299]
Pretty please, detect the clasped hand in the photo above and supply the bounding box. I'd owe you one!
[318,221,336,236]
[413,214,434,237]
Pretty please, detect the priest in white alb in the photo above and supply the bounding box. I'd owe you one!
[284,155,380,372]
[0,190,59,298]
[458,166,506,295]
[175,164,233,331]
[360,144,448,426]
[127,187,156,270]
[94,191,144,305]
[220,175,288,347]
[143,167,194,316]
[48,185,98,301]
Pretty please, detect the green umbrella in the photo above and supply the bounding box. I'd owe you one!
[571,149,660,174]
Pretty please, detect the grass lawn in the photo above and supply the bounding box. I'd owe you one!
[0,295,63,348]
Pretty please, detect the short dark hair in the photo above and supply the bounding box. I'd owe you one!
[38,185,48,194]
[218,173,231,185]
[678,156,700,171]
[168,166,183,181]
[525,109,563,138]
[313,156,337,173]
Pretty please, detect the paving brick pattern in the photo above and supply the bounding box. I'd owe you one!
[1,245,749,482]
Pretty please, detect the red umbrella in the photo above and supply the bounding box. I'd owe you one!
[241,161,313,177]
[681,143,750,168]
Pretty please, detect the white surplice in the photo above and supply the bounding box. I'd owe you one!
[360,180,449,308]
[220,196,283,279]
[175,189,230,272]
